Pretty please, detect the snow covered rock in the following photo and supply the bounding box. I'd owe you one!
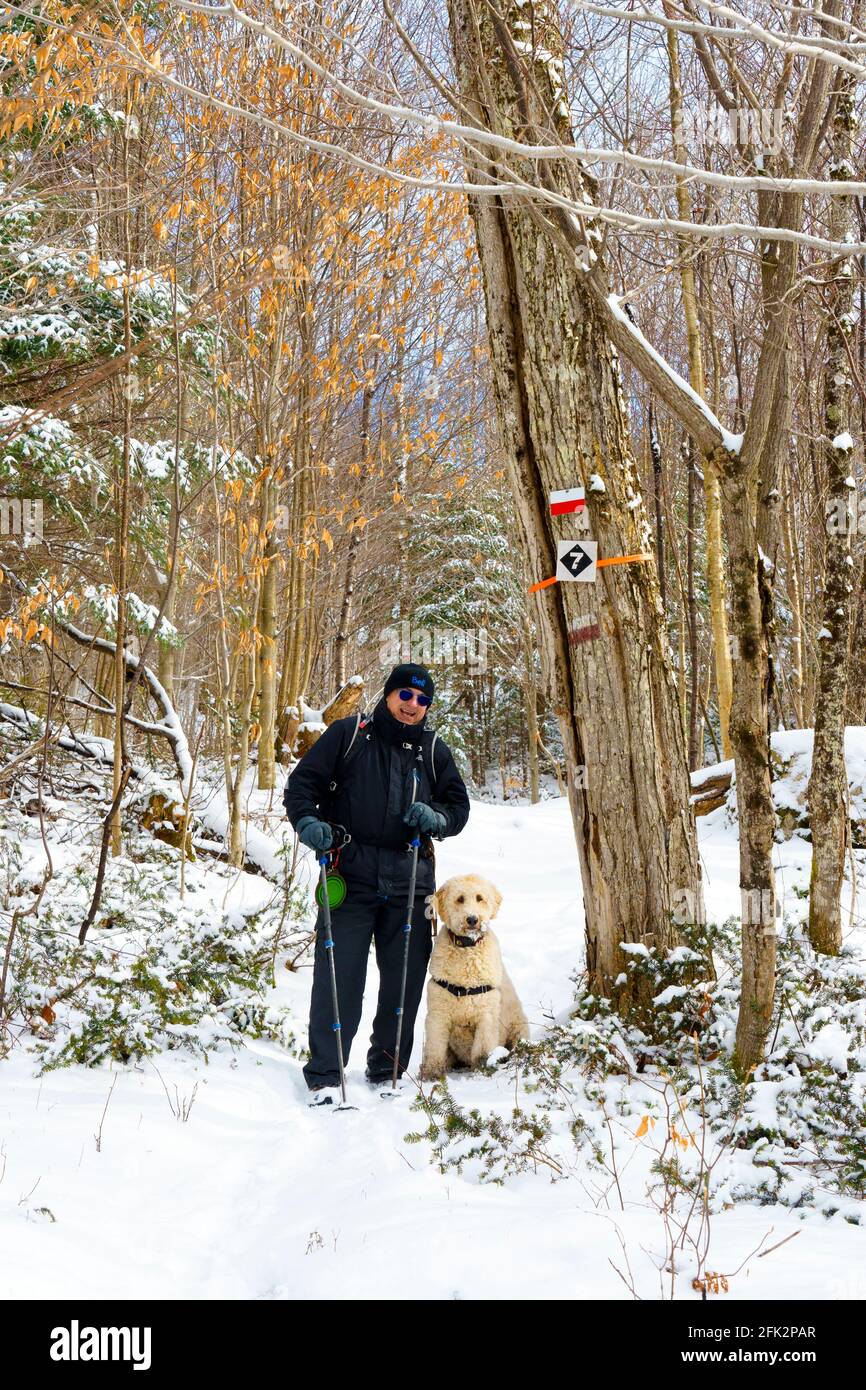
[690,728,866,846]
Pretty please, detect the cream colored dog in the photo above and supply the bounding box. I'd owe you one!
[420,874,530,1079]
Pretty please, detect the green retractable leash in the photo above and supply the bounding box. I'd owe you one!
[314,823,350,911]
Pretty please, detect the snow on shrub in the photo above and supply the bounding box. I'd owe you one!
[0,814,302,1072]
[408,918,866,1212]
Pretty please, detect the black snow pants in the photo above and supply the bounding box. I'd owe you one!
[303,882,433,1089]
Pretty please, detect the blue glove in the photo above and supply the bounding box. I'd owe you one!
[296,816,333,852]
[405,802,447,837]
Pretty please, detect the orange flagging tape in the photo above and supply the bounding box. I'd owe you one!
[597,553,652,569]
[529,553,651,593]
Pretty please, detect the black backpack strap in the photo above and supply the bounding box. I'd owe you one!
[429,731,441,782]
[344,710,364,758]
[421,729,442,794]
[399,729,440,795]
[327,712,372,796]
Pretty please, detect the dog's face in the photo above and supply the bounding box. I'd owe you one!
[434,875,503,941]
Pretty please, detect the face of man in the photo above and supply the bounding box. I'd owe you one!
[386,687,429,725]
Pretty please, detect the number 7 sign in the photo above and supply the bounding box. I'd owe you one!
[556,540,598,582]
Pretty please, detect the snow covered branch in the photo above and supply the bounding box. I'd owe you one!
[0,564,193,794]
[6,0,866,259]
[601,292,741,456]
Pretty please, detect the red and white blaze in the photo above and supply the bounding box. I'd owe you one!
[549,487,586,516]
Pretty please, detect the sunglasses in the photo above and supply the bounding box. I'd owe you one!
[397,688,432,707]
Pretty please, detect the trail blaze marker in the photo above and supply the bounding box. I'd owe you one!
[556,540,597,582]
[549,487,586,516]
[568,613,601,645]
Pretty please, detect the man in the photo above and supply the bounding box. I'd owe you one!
[284,662,471,1104]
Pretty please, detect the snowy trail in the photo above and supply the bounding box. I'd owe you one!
[2,789,865,1300]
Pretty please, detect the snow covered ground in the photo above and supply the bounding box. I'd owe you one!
[2,746,866,1301]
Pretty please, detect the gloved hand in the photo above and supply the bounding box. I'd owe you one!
[296,816,333,852]
[404,802,447,837]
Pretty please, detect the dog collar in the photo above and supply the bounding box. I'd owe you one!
[447,928,482,948]
[433,978,495,997]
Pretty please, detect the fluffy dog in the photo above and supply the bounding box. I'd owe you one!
[420,874,530,1079]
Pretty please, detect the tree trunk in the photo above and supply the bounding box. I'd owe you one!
[719,456,778,1074]
[780,461,806,726]
[256,467,278,790]
[448,0,706,1012]
[523,615,540,804]
[159,270,196,709]
[277,380,312,742]
[229,647,256,867]
[393,339,410,621]
[335,377,373,687]
[807,65,858,956]
[687,442,700,771]
[664,17,732,758]
[710,17,837,1075]
[111,309,132,854]
[649,406,665,610]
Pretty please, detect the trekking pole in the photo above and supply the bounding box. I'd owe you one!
[389,827,421,1093]
[318,848,351,1108]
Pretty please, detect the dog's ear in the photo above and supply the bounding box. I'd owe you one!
[488,882,503,918]
[433,885,447,921]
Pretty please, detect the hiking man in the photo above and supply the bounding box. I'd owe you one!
[283,663,471,1103]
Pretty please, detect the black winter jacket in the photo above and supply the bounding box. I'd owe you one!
[283,697,470,899]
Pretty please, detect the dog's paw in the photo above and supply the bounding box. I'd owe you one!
[420,1063,446,1082]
